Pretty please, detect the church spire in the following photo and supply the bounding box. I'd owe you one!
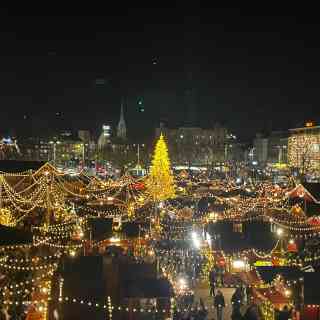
[117,98,127,140]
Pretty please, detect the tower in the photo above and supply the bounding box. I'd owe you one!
[117,99,127,140]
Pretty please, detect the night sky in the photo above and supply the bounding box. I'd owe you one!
[0,6,319,142]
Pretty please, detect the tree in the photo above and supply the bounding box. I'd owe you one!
[146,134,176,201]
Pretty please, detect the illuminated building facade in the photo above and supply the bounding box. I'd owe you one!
[0,137,20,160]
[18,130,96,166]
[288,123,320,173]
[155,123,232,166]
[253,131,288,166]
[98,125,111,150]
[267,131,288,165]
[253,134,268,164]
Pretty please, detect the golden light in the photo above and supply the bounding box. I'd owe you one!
[305,121,315,127]
[69,250,76,257]
[276,228,283,237]
[178,277,187,290]
[110,237,120,243]
[285,289,291,297]
[233,260,245,269]
[41,287,48,294]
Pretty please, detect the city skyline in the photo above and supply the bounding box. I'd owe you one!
[1,6,320,141]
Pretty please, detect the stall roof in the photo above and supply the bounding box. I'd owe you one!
[0,160,45,173]
[256,266,303,284]
[288,183,320,204]
[124,278,173,298]
[255,287,288,306]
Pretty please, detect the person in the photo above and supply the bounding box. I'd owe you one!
[232,307,244,320]
[278,305,291,320]
[231,287,243,312]
[245,285,253,303]
[220,265,225,286]
[209,268,216,296]
[197,298,208,320]
[243,301,262,320]
[214,290,225,320]
[242,284,247,305]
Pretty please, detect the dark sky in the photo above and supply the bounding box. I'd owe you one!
[0,6,319,141]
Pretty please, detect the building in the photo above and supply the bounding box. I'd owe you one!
[155,123,229,167]
[267,131,288,165]
[18,136,50,161]
[98,125,111,150]
[253,134,268,164]
[78,130,91,144]
[18,130,96,166]
[0,137,20,160]
[253,131,288,166]
[288,122,320,174]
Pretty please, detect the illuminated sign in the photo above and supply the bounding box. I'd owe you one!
[254,260,272,266]
[305,121,315,127]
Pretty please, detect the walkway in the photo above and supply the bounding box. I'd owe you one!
[194,280,235,319]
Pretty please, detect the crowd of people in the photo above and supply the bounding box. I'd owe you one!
[208,266,292,320]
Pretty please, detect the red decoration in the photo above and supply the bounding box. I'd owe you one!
[133,182,145,190]
[287,243,298,252]
[308,217,320,225]
[218,258,226,266]
[272,257,280,266]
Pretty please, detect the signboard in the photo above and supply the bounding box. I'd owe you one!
[254,260,273,267]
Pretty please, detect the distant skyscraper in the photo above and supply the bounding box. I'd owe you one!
[117,99,127,140]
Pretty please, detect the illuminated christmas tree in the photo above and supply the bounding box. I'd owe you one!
[147,134,175,201]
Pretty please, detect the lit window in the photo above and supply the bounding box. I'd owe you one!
[312,144,320,152]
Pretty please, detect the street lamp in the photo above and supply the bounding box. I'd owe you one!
[276,228,283,237]
[49,140,61,164]
[276,228,284,252]
[82,143,88,168]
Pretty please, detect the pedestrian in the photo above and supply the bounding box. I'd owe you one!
[232,307,244,320]
[278,305,291,320]
[214,290,225,320]
[243,301,262,320]
[245,285,253,303]
[209,268,216,296]
[242,284,247,305]
[220,265,225,286]
[231,287,243,312]
[198,298,208,320]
